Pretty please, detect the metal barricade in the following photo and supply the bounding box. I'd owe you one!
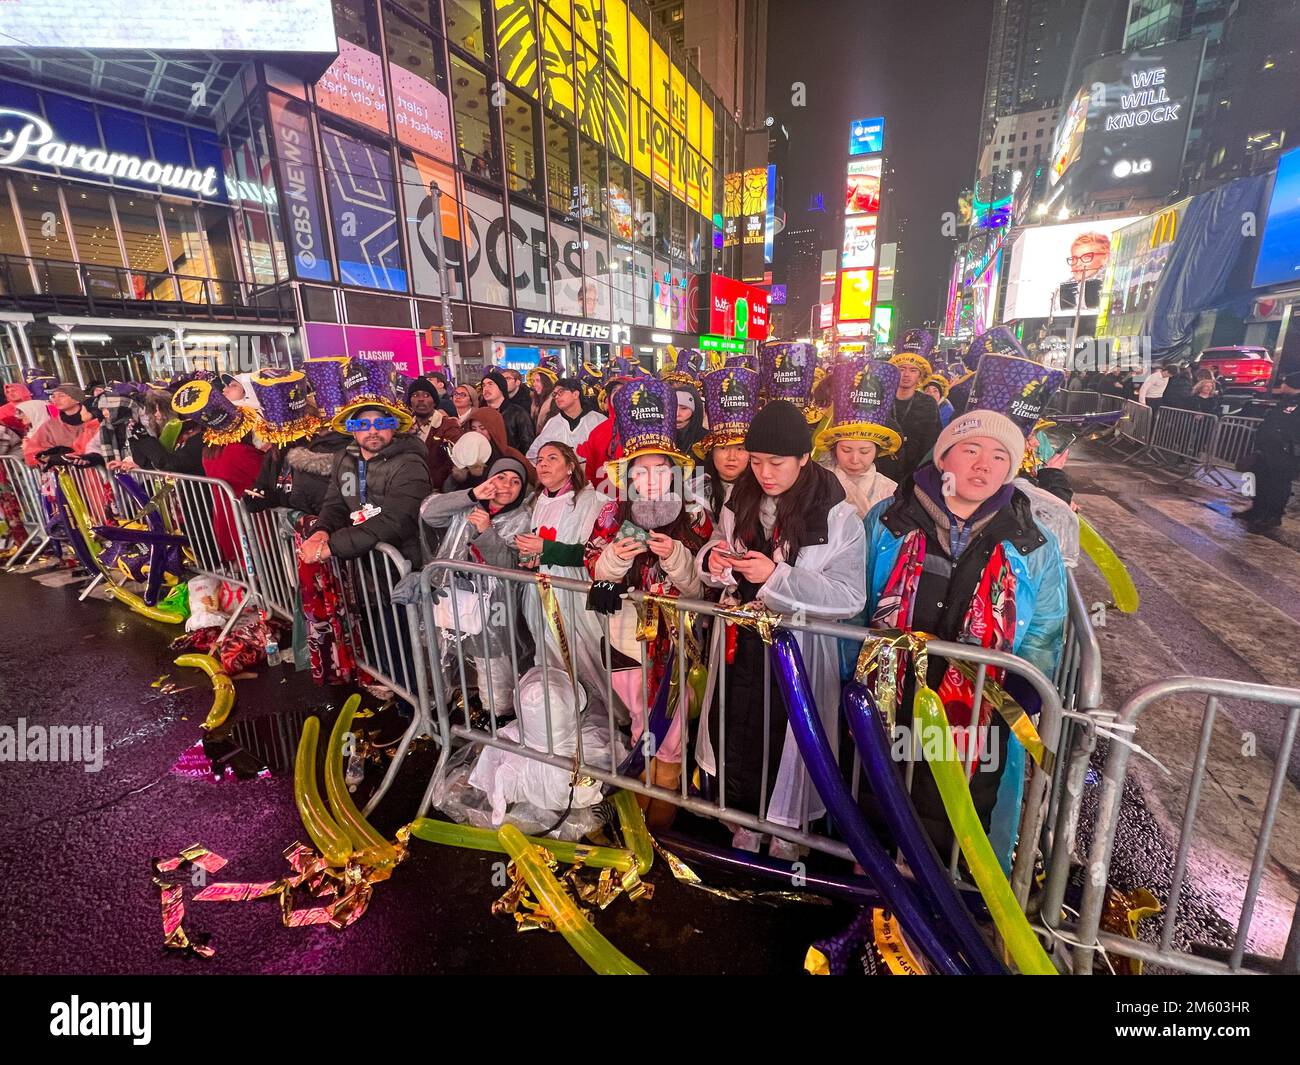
[1039,572,1106,950]
[1140,405,1219,473]
[1108,399,1153,459]
[1066,676,1300,975]
[243,506,300,623]
[0,453,50,568]
[416,558,1069,912]
[1194,415,1262,489]
[126,468,264,638]
[333,543,435,817]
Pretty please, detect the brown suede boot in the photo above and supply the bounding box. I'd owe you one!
[645,759,682,831]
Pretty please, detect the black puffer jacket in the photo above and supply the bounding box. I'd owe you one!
[311,435,432,567]
[245,431,350,515]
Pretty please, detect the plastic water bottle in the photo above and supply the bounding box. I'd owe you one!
[345,747,365,792]
[264,635,280,666]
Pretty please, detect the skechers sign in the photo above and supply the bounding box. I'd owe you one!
[0,108,220,198]
[515,314,612,341]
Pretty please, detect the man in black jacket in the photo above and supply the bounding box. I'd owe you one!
[1237,373,1300,533]
[480,368,535,454]
[298,404,432,568]
[876,353,942,483]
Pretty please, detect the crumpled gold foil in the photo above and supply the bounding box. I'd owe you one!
[154,878,215,958]
[1101,885,1162,976]
[854,629,932,731]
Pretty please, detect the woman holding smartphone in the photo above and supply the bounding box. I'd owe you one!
[584,379,711,825]
[697,399,866,856]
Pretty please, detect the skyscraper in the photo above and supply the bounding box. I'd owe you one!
[979,0,1082,146]
[648,0,768,128]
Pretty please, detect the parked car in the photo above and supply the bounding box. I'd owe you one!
[1194,346,1274,393]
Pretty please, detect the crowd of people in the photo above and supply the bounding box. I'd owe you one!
[0,326,1090,863]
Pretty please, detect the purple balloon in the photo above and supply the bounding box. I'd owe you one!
[769,630,968,975]
[94,525,187,546]
[842,681,1006,974]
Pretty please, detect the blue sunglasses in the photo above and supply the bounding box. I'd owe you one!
[345,415,398,432]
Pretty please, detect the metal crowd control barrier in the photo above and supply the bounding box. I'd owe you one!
[1107,399,1153,459]
[1067,676,1300,975]
[125,468,264,639]
[0,454,50,569]
[332,543,435,817]
[243,506,301,623]
[1193,415,1262,489]
[1139,405,1218,474]
[416,558,1073,913]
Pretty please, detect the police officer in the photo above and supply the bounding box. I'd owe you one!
[1236,372,1300,533]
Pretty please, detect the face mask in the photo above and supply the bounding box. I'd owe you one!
[631,495,683,529]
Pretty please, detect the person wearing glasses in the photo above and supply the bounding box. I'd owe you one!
[299,360,431,569]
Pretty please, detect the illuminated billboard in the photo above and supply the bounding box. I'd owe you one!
[1058,38,1205,203]
[1002,217,1141,320]
[849,116,885,156]
[842,215,878,269]
[1097,200,1188,336]
[837,268,875,322]
[703,274,770,340]
[494,0,713,219]
[1255,147,1300,289]
[0,0,338,51]
[846,158,882,215]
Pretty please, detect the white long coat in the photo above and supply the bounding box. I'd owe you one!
[695,499,866,828]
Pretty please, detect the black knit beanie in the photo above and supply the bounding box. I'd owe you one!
[407,376,437,402]
[744,399,812,457]
[481,369,510,399]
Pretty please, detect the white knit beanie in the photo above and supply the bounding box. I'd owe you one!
[933,410,1026,484]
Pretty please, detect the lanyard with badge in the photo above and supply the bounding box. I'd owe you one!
[350,457,382,525]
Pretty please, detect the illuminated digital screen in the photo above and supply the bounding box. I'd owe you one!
[837,268,875,322]
[0,0,339,51]
[842,215,878,269]
[846,158,882,216]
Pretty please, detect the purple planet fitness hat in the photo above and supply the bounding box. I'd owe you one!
[759,342,818,421]
[252,369,320,445]
[331,357,412,433]
[695,366,759,457]
[659,347,704,388]
[171,378,258,446]
[606,376,692,485]
[965,353,1065,438]
[302,357,349,421]
[815,358,903,455]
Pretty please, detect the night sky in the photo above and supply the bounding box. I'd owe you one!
[766,0,995,331]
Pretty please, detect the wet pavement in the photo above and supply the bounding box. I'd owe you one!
[1,441,1297,974]
[1064,442,1300,965]
[0,568,853,975]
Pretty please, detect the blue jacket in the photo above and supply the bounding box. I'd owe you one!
[861,487,1067,681]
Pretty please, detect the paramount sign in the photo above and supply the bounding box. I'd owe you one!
[0,108,220,198]
[517,315,612,341]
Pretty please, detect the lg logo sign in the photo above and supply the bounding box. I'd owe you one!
[1112,158,1153,179]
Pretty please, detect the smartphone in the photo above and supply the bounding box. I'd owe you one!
[714,547,748,561]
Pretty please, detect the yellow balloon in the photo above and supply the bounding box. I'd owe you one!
[294,717,352,868]
[324,695,399,869]
[497,824,647,976]
[174,653,235,729]
[410,818,637,872]
[913,686,1057,975]
[613,790,653,876]
[1079,515,1139,614]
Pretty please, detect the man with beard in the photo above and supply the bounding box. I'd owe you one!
[480,368,536,455]
[299,396,431,569]
[406,376,462,488]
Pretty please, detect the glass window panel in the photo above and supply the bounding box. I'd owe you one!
[652,184,669,259]
[332,0,377,48]
[148,120,194,169]
[0,181,24,257]
[669,193,685,263]
[197,206,237,302]
[461,182,510,306]
[391,0,442,26]
[17,179,72,262]
[64,187,124,268]
[450,54,501,180]
[607,155,633,241]
[632,172,651,247]
[116,194,179,300]
[544,115,577,220]
[632,247,652,326]
[575,42,605,147]
[578,135,607,229]
[580,225,609,320]
[398,146,466,299]
[550,215,583,315]
[494,0,540,99]
[321,126,407,292]
[385,7,450,93]
[444,0,488,60]
[609,239,633,325]
[501,88,539,198]
[509,196,550,312]
[542,7,576,123]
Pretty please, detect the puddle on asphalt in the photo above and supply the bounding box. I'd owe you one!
[172,705,326,782]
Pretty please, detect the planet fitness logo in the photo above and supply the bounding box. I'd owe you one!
[849,372,884,411]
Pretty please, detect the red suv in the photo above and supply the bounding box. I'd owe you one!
[1194,346,1274,393]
